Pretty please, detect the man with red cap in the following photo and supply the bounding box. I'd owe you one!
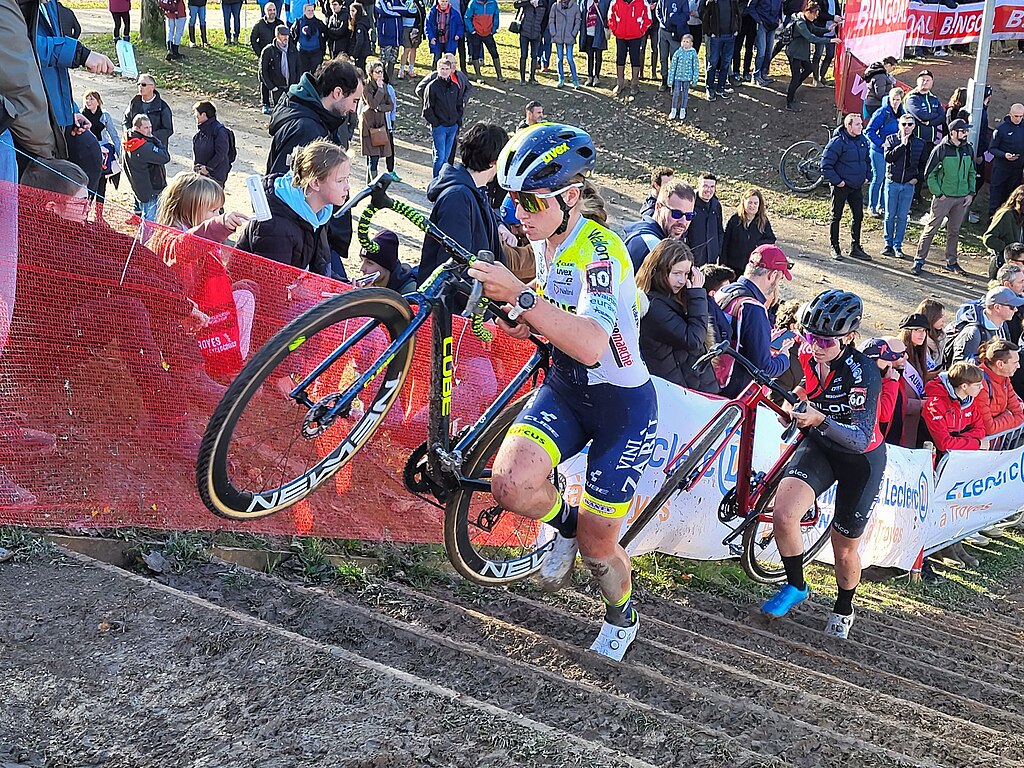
[715,242,796,398]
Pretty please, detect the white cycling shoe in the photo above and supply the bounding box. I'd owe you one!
[589,615,639,662]
[536,533,578,592]
[823,609,855,640]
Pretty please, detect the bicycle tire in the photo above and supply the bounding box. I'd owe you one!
[444,394,551,586]
[197,288,414,521]
[740,470,831,584]
[620,404,744,550]
[779,141,825,194]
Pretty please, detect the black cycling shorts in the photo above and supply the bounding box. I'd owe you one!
[508,374,658,518]
[615,37,644,67]
[783,438,887,539]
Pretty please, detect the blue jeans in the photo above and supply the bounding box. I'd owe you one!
[705,34,735,93]
[188,4,206,25]
[754,24,774,79]
[222,1,241,39]
[884,181,914,249]
[555,43,578,84]
[138,197,160,222]
[431,124,459,177]
[868,146,887,212]
[671,81,690,112]
[539,27,553,66]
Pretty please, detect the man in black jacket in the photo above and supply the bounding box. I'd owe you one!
[686,172,724,266]
[421,56,466,178]
[260,26,300,113]
[252,2,280,111]
[266,57,363,276]
[192,100,231,186]
[123,114,170,220]
[881,114,927,260]
[989,104,1024,217]
[124,74,174,146]
[420,122,507,284]
[697,0,740,102]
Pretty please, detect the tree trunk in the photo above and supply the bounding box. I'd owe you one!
[140,0,164,45]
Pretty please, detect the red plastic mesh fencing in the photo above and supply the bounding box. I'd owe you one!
[0,181,535,542]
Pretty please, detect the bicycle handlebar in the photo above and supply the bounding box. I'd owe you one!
[694,340,800,406]
[340,174,518,343]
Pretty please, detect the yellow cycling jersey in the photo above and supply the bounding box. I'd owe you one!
[532,216,650,388]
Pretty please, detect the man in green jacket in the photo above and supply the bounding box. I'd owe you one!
[912,118,976,277]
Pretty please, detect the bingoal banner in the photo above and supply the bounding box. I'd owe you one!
[906,0,1024,47]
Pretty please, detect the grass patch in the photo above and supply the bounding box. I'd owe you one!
[83,30,260,104]
[0,527,61,564]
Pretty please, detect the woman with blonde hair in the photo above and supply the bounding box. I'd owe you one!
[865,86,904,218]
[237,139,351,274]
[636,239,717,393]
[152,171,255,368]
[721,188,776,275]
[360,60,395,183]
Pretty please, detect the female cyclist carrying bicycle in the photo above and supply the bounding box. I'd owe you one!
[761,289,885,640]
[467,123,658,661]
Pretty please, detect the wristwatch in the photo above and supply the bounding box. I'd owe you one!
[507,288,538,322]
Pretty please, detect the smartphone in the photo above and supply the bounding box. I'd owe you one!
[353,271,380,288]
[771,329,796,351]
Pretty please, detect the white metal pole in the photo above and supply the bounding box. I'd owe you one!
[967,0,998,154]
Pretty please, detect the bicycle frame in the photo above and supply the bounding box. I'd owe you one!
[619,341,806,552]
[286,173,550,497]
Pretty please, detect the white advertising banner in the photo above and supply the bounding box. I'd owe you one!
[556,378,936,571]
[928,448,1024,550]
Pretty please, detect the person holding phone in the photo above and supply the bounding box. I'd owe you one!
[636,238,719,394]
[358,228,418,293]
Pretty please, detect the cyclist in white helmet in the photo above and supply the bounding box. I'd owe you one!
[468,123,658,661]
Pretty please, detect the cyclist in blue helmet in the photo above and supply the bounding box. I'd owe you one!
[468,123,658,661]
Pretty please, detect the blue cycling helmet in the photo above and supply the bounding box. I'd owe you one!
[497,123,596,192]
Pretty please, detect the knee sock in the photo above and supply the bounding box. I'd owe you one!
[782,554,806,591]
[833,587,856,616]
[540,495,577,539]
[603,588,637,627]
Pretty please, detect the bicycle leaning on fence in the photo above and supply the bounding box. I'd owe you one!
[196,175,831,586]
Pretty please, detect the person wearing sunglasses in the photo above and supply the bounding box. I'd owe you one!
[467,123,657,662]
[912,117,976,277]
[760,290,886,642]
[882,113,928,260]
[622,179,696,272]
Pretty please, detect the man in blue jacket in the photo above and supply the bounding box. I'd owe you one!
[36,0,114,193]
[376,0,416,81]
[821,113,871,261]
[904,70,944,145]
[655,0,689,93]
[622,179,695,271]
[989,103,1024,216]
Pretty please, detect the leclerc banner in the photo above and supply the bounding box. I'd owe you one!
[928,447,1024,551]
[556,379,936,571]
[842,0,911,63]
[907,0,1024,46]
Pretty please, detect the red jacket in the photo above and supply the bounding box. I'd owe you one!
[608,0,651,40]
[923,374,985,452]
[975,362,1024,436]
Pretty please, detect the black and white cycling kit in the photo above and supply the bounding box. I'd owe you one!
[784,345,887,538]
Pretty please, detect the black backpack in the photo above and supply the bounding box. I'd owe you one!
[221,124,237,166]
[776,14,799,48]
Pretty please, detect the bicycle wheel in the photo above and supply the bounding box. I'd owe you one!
[620,404,744,550]
[197,288,415,521]
[444,395,553,586]
[740,471,831,584]
[779,141,825,194]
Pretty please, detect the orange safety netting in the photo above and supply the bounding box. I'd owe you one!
[0,182,534,541]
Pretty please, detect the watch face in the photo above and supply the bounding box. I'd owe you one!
[519,291,536,309]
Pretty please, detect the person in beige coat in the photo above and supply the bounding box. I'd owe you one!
[360,60,395,182]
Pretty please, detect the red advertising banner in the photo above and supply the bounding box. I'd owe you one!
[835,50,912,117]
[842,0,911,63]
[907,0,1024,46]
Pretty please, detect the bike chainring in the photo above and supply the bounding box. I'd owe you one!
[717,488,740,524]
[402,441,448,500]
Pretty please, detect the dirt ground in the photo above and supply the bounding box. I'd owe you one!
[3,543,1024,767]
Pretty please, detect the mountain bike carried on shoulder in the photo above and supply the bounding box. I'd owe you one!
[196,176,829,586]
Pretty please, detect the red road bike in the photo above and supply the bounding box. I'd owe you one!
[620,340,833,583]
